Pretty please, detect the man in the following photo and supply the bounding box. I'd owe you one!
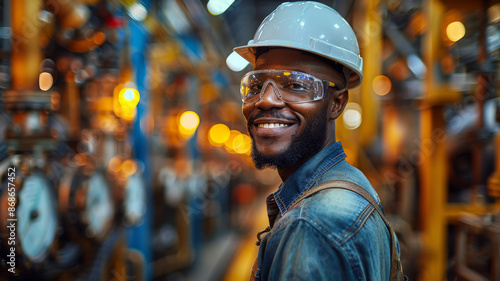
[233,1,404,280]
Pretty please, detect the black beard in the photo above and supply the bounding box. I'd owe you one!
[250,108,328,170]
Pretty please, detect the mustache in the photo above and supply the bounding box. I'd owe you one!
[247,110,298,125]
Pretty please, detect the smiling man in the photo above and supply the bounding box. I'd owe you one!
[234,2,404,281]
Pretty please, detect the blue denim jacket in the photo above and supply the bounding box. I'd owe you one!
[254,142,401,281]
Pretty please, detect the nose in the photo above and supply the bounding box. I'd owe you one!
[254,80,286,109]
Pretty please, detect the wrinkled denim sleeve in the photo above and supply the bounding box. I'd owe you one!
[264,219,357,281]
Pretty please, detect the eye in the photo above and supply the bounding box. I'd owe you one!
[284,82,310,91]
[247,83,263,95]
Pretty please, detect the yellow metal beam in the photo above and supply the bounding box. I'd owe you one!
[359,0,381,148]
[420,0,447,280]
[337,0,382,167]
[11,0,42,90]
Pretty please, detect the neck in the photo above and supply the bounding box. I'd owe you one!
[277,134,336,182]
[277,158,308,182]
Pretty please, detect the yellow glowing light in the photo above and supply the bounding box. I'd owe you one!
[209,124,231,144]
[179,111,200,130]
[179,111,200,138]
[39,72,53,91]
[233,134,252,154]
[446,21,466,42]
[224,130,241,153]
[120,107,136,122]
[372,75,392,96]
[118,88,140,108]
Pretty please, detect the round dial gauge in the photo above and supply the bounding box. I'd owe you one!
[123,174,147,225]
[83,172,114,239]
[17,172,58,263]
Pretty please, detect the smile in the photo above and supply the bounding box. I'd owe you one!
[252,121,296,138]
[257,123,290,128]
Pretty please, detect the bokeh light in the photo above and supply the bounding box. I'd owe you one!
[207,0,236,15]
[179,111,200,130]
[108,156,123,173]
[446,21,466,42]
[179,111,200,138]
[233,134,252,154]
[372,75,392,96]
[118,88,140,108]
[93,31,106,45]
[226,51,249,72]
[39,72,53,91]
[121,159,137,177]
[126,2,148,21]
[343,103,362,130]
[224,130,241,153]
[209,124,231,145]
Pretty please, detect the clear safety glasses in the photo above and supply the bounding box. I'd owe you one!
[240,70,337,104]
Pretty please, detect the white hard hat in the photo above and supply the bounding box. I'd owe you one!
[234,1,363,88]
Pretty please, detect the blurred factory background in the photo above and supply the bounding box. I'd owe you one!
[0,0,499,280]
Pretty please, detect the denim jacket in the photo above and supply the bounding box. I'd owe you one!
[254,142,401,281]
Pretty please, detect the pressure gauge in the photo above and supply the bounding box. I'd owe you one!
[0,156,58,266]
[123,173,147,225]
[16,172,58,262]
[59,166,115,241]
[84,172,114,238]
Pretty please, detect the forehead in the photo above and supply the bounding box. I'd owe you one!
[254,48,344,84]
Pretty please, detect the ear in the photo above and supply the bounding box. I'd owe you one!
[329,89,348,120]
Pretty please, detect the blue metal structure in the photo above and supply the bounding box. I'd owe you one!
[127,8,153,280]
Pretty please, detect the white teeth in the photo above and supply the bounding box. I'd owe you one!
[258,123,289,128]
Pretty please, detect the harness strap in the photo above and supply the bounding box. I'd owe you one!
[289,180,405,281]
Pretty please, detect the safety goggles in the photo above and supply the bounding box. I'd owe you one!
[240,70,337,104]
